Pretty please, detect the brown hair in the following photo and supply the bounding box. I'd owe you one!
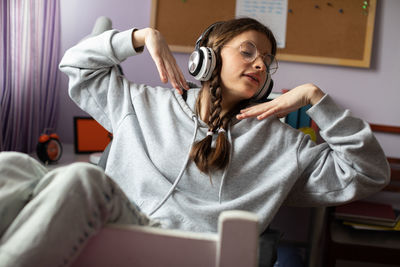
[189,17,277,174]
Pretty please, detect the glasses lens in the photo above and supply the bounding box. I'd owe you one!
[265,55,278,75]
[239,41,278,74]
[239,41,257,62]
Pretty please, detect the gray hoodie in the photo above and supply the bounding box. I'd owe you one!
[59,29,390,233]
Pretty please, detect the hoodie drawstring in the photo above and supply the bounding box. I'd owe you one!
[218,126,232,204]
[149,115,199,216]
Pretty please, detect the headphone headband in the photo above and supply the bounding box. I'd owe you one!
[195,22,224,49]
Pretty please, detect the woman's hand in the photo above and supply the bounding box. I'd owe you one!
[132,28,189,94]
[236,83,325,120]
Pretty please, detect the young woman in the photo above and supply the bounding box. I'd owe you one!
[0,18,390,267]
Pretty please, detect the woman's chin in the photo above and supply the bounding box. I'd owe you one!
[222,84,259,102]
[245,88,260,100]
[236,89,259,101]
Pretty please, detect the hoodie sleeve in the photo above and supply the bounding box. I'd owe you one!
[285,94,390,206]
[59,29,143,133]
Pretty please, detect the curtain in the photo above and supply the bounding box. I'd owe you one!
[0,0,60,153]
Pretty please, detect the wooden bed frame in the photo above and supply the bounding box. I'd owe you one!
[72,210,259,267]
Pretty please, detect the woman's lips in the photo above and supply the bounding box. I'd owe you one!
[243,73,260,84]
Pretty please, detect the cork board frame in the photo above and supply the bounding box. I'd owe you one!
[150,0,376,68]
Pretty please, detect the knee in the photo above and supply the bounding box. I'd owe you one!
[64,162,105,177]
[52,162,111,194]
[0,152,47,182]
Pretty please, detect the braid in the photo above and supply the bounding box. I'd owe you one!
[208,132,230,169]
[208,82,223,132]
[190,63,237,174]
[206,77,230,170]
[189,134,213,173]
[190,63,225,174]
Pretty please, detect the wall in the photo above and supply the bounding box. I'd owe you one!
[58,0,400,158]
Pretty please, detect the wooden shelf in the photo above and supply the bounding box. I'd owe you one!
[370,124,400,134]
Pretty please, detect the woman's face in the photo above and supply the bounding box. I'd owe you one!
[219,30,272,106]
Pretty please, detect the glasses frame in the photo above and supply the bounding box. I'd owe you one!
[224,40,278,75]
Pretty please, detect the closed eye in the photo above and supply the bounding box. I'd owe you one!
[240,50,253,58]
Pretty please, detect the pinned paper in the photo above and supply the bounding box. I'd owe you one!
[235,0,288,48]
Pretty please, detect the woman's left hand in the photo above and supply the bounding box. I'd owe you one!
[236,83,325,120]
[132,28,189,94]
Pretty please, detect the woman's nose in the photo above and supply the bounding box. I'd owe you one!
[253,56,267,71]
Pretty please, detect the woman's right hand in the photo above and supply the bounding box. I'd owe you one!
[237,83,325,121]
[132,28,189,93]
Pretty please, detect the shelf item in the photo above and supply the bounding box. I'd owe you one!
[334,200,400,227]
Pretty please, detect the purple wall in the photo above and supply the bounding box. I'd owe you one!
[58,0,400,157]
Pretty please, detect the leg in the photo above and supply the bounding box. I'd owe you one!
[0,152,47,237]
[0,152,151,267]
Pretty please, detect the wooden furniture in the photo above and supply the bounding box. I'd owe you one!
[72,210,259,267]
[324,124,400,266]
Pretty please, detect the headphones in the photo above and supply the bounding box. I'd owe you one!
[188,23,219,82]
[188,22,274,102]
[36,131,63,164]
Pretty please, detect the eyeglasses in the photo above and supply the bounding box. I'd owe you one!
[224,40,278,74]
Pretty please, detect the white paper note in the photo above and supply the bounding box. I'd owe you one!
[235,0,288,48]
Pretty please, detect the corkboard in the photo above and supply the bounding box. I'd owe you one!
[150,0,236,53]
[150,0,376,68]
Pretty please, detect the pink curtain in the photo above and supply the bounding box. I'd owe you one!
[0,0,60,152]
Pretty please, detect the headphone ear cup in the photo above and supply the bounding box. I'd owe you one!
[252,74,273,103]
[188,47,216,81]
[265,78,273,100]
[188,50,203,77]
